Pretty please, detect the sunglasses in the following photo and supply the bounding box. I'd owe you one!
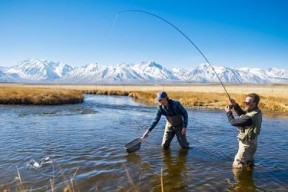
[244,101,252,105]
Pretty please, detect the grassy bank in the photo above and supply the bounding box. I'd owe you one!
[81,84,288,113]
[0,84,83,105]
[90,89,288,113]
[0,83,287,114]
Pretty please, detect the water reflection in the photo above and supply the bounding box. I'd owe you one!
[162,149,188,191]
[228,168,256,192]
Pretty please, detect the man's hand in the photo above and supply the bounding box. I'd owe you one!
[225,105,232,113]
[181,127,187,135]
[229,98,237,106]
[142,129,150,138]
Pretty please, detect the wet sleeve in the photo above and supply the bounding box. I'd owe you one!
[177,102,188,128]
[148,107,162,132]
[226,111,253,127]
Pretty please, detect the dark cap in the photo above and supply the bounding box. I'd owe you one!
[156,91,168,101]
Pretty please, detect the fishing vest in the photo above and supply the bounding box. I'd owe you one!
[237,108,262,142]
[160,101,183,127]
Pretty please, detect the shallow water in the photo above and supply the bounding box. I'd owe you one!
[0,95,287,191]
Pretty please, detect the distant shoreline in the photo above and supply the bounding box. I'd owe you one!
[0,83,287,116]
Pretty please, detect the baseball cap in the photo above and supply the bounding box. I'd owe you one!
[156,91,168,101]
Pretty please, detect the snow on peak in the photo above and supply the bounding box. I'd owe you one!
[6,58,73,80]
[0,58,287,84]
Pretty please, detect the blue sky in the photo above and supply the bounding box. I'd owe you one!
[0,0,287,69]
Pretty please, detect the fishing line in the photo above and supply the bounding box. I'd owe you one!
[117,10,231,100]
[109,13,120,38]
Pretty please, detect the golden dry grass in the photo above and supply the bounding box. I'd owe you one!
[0,84,83,105]
[71,84,288,113]
[0,83,287,114]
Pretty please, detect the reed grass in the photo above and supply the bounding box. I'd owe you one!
[161,168,164,192]
[0,85,83,105]
[6,164,158,192]
[3,165,79,192]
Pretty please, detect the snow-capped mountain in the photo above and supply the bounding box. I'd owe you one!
[6,59,74,81]
[0,59,287,84]
[0,68,20,82]
[61,61,179,83]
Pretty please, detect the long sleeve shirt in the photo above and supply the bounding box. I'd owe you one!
[226,104,253,127]
[148,100,188,132]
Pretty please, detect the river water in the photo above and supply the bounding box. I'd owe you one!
[0,95,287,191]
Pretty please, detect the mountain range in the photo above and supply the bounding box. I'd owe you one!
[0,58,287,84]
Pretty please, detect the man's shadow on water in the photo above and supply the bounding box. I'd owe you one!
[162,148,189,191]
[228,168,256,192]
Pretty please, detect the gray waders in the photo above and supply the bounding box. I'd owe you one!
[162,122,189,149]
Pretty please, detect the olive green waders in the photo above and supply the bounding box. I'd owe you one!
[233,109,262,168]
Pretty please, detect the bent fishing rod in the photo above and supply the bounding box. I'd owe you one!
[118,10,231,100]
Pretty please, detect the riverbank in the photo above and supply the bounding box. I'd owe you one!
[0,84,83,105]
[0,83,287,115]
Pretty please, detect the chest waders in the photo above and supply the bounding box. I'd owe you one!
[237,109,262,143]
[160,103,184,127]
[233,109,262,168]
[160,103,189,149]
[166,115,183,127]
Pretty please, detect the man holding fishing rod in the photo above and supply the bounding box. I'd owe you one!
[225,93,262,169]
[142,91,189,149]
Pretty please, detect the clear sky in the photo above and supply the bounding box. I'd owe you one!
[0,0,287,69]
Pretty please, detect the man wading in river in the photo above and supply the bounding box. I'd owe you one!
[142,91,189,149]
[225,93,262,169]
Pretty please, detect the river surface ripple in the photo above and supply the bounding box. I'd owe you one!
[0,95,287,191]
